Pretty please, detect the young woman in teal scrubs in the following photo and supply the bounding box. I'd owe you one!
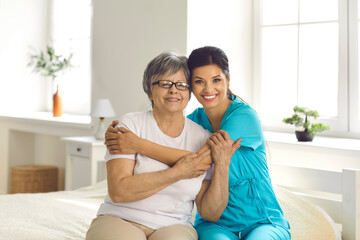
[105,46,291,240]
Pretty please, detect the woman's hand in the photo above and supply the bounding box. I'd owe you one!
[105,120,140,154]
[173,150,211,179]
[207,130,242,167]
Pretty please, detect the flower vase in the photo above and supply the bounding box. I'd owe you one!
[53,84,63,117]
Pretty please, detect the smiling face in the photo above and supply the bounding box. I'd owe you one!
[191,64,231,111]
[150,69,190,115]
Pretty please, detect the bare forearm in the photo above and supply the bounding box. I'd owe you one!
[138,138,188,166]
[197,165,229,221]
[139,138,212,166]
[196,130,238,221]
[109,168,181,203]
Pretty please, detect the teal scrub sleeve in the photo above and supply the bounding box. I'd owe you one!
[221,108,263,151]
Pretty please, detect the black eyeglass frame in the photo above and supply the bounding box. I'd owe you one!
[152,80,190,91]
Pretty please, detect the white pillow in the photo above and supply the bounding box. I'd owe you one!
[274,185,340,240]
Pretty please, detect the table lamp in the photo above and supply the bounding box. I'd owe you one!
[91,98,116,140]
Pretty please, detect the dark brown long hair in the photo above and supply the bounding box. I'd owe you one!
[188,46,246,103]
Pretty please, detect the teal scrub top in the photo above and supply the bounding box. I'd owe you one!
[187,96,290,232]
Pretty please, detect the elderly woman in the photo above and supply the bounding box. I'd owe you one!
[86,51,239,240]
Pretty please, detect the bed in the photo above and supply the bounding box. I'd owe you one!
[269,162,360,240]
[0,163,359,240]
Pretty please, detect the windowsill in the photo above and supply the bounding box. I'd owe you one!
[264,131,360,152]
[0,111,91,129]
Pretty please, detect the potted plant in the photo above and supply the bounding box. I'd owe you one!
[28,46,73,117]
[283,106,330,142]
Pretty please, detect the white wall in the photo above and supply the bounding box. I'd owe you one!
[0,0,50,113]
[186,0,253,114]
[91,0,188,121]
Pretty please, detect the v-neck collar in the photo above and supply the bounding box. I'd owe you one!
[201,95,239,133]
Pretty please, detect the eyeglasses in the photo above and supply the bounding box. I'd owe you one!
[152,80,190,91]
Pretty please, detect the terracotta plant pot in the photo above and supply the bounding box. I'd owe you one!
[295,130,314,142]
[53,85,63,117]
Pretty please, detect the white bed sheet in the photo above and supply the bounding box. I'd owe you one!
[0,181,106,240]
[0,181,341,240]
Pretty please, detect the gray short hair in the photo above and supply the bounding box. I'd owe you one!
[143,51,190,104]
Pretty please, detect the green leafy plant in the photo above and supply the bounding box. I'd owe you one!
[28,46,73,80]
[283,106,330,135]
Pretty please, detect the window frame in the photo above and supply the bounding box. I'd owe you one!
[349,0,360,134]
[253,0,357,138]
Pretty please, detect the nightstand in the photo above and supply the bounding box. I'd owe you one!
[61,136,107,190]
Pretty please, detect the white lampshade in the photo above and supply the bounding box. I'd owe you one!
[91,98,115,118]
[91,99,116,140]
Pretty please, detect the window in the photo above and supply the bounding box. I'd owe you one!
[254,0,360,137]
[349,0,360,132]
[50,0,92,115]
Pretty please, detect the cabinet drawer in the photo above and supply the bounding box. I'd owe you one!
[69,143,90,158]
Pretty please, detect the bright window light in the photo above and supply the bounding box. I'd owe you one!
[262,0,298,25]
[300,0,338,23]
[51,0,92,115]
[261,25,298,117]
[298,23,338,117]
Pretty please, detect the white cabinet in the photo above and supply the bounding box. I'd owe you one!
[61,136,107,190]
